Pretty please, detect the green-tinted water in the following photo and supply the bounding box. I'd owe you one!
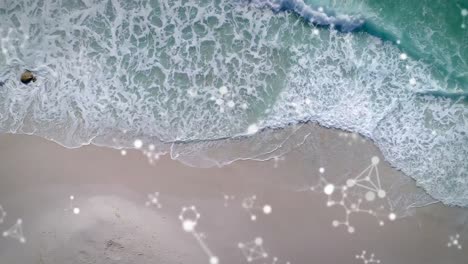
[306,0,468,91]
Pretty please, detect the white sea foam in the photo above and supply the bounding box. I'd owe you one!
[0,0,466,206]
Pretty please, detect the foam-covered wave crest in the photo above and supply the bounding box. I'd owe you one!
[248,0,365,32]
[0,0,467,206]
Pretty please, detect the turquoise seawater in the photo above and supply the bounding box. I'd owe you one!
[304,0,468,91]
[0,0,467,206]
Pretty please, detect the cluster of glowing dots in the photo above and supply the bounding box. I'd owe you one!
[210,85,247,113]
[461,9,467,29]
[2,218,26,244]
[0,204,26,244]
[318,157,396,233]
[223,194,235,207]
[338,132,366,145]
[447,234,462,250]
[241,195,272,221]
[179,206,219,264]
[238,237,268,262]
[356,251,381,264]
[145,192,162,209]
[69,196,80,215]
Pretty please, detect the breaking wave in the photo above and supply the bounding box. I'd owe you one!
[0,0,467,206]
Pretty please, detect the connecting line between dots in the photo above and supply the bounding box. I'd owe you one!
[297,157,397,233]
[179,206,219,264]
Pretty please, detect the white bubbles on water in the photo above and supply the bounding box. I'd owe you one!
[399,53,408,60]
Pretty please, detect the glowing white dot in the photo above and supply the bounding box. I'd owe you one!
[319,167,325,173]
[312,29,319,35]
[70,195,74,200]
[210,256,219,264]
[396,39,401,45]
[183,220,196,232]
[148,144,155,151]
[377,189,386,198]
[371,156,380,165]
[227,100,235,108]
[263,205,272,214]
[241,103,248,109]
[332,220,339,227]
[73,208,80,214]
[134,139,143,149]
[399,53,408,60]
[120,150,127,156]
[254,237,263,245]
[318,7,324,12]
[324,184,335,195]
[409,78,416,85]
[251,215,257,221]
[348,226,355,233]
[346,179,356,187]
[389,213,397,221]
[462,9,468,16]
[365,191,376,201]
[219,86,228,95]
[247,124,259,135]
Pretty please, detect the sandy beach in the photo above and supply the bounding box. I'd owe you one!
[0,125,467,264]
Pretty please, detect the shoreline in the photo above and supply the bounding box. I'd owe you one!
[0,129,467,263]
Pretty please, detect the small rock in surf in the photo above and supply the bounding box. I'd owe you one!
[20,70,37,84]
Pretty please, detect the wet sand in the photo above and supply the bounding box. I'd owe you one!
[0,126,467,264]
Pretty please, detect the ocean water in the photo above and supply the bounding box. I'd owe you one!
[0,0,467,206]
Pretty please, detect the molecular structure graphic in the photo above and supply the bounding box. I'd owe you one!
[300,157,396,233]
[223,194,236,207]
[179,206,219,264]
[0,203,26,244]
[145,192,162,209]
[0,205,6,224]
[356,251,381,264]
[238,237,268,262]
[66,195,80,215]
[447,234,463,250]
[120,139,165,164]
[459,7,467,29]
[266,257,291,264]
[242,195,272,221]
[3,218,26,244]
